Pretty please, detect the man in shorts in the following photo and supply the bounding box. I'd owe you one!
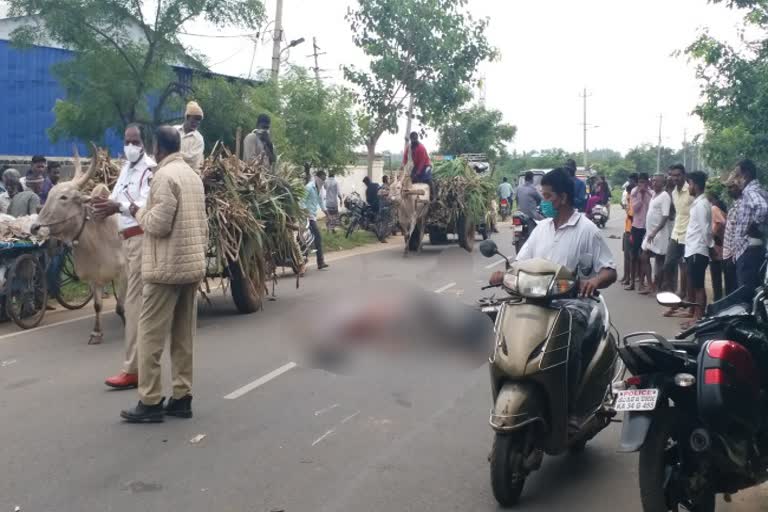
[683,171,713,326]
[627,173,652,291]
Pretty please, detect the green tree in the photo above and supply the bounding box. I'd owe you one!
[344,0,496,177]
[625,144,682,174]
[9,0,265,143]
[438,105,516,161]
[279,70,360,173]
[686,0,768,174]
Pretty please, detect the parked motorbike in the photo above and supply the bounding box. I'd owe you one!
[343,192,391,242]
[590,204,608,229]
[273,219,315,274]
[478,240,623,506]
[616,288,768,511]
[500,198,511,221]
[511,210,535,253]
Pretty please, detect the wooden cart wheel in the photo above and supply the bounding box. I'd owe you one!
[53,248,93,310]
[228,260,261,314]
[7,253,48,329]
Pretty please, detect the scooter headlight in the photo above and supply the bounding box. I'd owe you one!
[503,271,574,298]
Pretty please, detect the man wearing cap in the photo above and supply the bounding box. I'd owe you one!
[3,169,40,217]
[176,101,205,172]
[92,124,156,390]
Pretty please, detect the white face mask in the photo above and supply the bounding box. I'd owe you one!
[124,144,143,163]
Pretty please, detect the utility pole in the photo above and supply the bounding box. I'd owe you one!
[656,114,663,174]
[682,128,687,169]
[270,0,284,82]
[308,37,326,85]
[579,87,595,170]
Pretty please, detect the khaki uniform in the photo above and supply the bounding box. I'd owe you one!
[135,153,208,405]
[119,235,143,373]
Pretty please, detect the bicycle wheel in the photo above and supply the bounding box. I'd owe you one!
[7,253,48,329]
[54,248,93,310]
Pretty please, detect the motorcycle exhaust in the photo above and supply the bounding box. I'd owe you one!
[690,428,711,453]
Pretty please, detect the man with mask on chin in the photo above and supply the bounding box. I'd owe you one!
[92,123,155,390]
[491,167,617,297]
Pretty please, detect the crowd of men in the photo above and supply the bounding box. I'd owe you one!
[620,160,768,326]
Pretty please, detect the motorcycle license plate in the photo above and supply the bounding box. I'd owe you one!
[513,225,523,232]
[614,389,659,412]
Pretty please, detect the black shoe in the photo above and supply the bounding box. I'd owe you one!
[318,263,329,270]
[165,395,193,418]
[120,399,165,423]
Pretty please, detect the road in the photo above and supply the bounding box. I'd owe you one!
[0,213,764,512]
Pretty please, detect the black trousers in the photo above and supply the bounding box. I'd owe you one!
[308,219,325,266]
[736,246,766,301]
[724,258,738,297]
[710,259,724,302]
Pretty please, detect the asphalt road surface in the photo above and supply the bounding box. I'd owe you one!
[0,213,763,511]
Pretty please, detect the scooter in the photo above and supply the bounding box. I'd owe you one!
[511,210,534,253]
[500,198,511,221]
[478,240,623,507]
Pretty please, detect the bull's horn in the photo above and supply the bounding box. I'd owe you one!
[72,143,99,189]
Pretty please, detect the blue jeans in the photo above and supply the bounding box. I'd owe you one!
[736,246,766,301]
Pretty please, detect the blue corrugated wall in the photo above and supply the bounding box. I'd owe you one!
[0,40,193,158]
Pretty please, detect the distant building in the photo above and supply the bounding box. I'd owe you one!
[0,16,241,160]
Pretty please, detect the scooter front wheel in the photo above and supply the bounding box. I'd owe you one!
[490,433,527,507]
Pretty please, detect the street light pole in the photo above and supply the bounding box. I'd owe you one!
[656,114,663,174]
[271,0,284,82]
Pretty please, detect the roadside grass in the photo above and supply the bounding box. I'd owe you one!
[323,229,380,252]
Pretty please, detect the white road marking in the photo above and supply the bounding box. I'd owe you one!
[314,403,340,416]
[434,282,457,294]
[311,428,336,447]
[223,362,298,400]
[341,411,360,424]
[485,258,508,269]
[189,434,207,444]
[1,359,18,367]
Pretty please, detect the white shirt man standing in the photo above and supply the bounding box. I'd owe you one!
[175,101,205,172]
[93,124,155,390]
[683,171,713,325]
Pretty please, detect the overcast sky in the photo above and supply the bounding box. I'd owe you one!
[179,0,747,155]
[2,0,749,155]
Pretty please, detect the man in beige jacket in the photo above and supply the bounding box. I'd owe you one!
[121,125,208,423]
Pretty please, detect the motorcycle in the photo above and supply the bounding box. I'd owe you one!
[273,219,315,274]
[500,198,511,221]
[343,192,391,242]
[616,288,768,511]
[478,240,623,506]
[511,210,535,253]
[590,204,608,229]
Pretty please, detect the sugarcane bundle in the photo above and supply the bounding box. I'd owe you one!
[200,143,307,304]
[430,159,495,227]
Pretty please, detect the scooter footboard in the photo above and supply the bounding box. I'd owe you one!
[490,381,548,432]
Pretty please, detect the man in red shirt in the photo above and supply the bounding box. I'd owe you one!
[403,132,433,179]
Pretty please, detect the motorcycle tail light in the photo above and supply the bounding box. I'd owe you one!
[513,217,522,225]
[625,375,643,387]
[704,368,726,385]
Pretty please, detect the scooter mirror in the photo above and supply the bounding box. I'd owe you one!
[656,291,683,307]
[479,240,498,258]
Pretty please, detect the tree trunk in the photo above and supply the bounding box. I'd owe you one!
[366,140,377,180]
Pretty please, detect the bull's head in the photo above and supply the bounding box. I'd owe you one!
[32,145,99,240]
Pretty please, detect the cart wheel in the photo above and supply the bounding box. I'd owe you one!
[7,254,48,329]
[228,260,262,314]
[54,249,93,310]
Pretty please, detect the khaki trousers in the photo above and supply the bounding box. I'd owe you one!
[137,281,199,405]
[120,235,143,374]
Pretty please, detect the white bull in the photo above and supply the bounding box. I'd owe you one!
[34,148,125,344]
[392,175,430,256]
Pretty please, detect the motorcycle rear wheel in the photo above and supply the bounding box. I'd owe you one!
[490,433,527,507]
[639,410,715,512]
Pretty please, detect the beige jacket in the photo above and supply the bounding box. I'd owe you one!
[137,153,208,284]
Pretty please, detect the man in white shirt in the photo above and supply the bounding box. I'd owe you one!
[683,171,713,325]
[494,168,617,296]
[641,174,672,293]
[175,101,205,172]
[92,124,155,390]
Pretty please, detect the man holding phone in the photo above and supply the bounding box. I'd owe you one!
[92,124,155,390]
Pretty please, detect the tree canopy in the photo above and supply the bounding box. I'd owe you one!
[438,105,516,161]
[344,0,496,176]
[8,0,266,143]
